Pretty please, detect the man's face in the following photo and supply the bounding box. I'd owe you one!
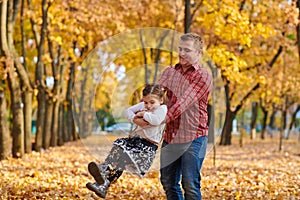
[178,39,201,68]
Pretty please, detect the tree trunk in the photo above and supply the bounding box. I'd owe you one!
[47,31,62,147]
[260,108,268,140]
[219,108,235,145]
[34,0,48,151]
[139,30,149,84]
[72,106,78,140]
[78,68,88,138]
[63,104,70,142]
[58,103,65,145]
[84,93,94,137]
[250,102,258,139]
[219,81,236,146]
[279,109,287,151]
[4,0,24,158]
[153,31,170,83]
[50,99,59,146]
[80,111,87,138]
[296,0,300,142]
[208,104,216,165]
[27,0,40,45]
[0,0,11,160]
[0,81,10,160]
[286,104,300,139]
[207,104,215,143]
[20,0,33,154]
[23,91,32,153]
[66,62,76,141]
[67,102,75,142]
[297,0,300,63]
[268,110,276,137]
[207,60,217,144]
[239,109,245,147]
[184,0,191,33]
[57,61,67,145]
[34,89,45,151]
[8,66,25,158]
[43,94,53,149]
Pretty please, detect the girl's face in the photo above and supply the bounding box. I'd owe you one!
[143,94,163,111]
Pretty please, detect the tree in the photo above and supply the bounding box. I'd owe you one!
[0,79,10,160]
[20,0,34,154]
[34,0,50,151]
[0,3,11,161]
[190,0,298,145]
[293,0,300,142]
[1,0,26,158]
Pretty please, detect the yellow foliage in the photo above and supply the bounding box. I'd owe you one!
[42,54,52,65]
[94,71,118,110]
[67,48,77,62]
[77,36,87,48]
[8,0,299,123]
[258,75,266,85]
[49,36,63,45]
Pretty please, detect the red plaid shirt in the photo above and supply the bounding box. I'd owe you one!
[157,62,213,144]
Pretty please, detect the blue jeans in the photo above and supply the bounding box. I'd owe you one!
[160,136,208,200]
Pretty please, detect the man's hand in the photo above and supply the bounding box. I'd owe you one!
[133,116,149,127]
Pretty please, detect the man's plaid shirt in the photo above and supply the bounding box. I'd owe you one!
[157,63,213,144]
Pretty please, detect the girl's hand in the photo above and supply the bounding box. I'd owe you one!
[135,111,145,118]
[133,117,149,127]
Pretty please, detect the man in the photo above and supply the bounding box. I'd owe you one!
[157,32,212,200]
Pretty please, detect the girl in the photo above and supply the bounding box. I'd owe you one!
[86,84,167,198]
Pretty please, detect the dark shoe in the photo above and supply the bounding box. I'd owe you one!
[88,162,108,184]
[86,180,110,198]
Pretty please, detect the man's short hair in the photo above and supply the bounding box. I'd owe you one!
[180,33,204,53]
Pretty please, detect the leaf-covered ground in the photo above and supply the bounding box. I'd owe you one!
[0,134,299,199]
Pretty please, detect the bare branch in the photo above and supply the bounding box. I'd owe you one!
[27,0,41,46]
[191,0,203,21]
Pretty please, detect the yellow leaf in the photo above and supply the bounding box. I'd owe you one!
[55,36,63,45]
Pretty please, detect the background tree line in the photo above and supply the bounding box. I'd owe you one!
[1,0,300,160]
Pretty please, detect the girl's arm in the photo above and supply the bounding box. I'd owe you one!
[133,117,150,127]
[143,105,167,126]
[124,102,145,123]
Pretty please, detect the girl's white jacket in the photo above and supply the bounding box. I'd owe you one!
[124,102,167,144]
